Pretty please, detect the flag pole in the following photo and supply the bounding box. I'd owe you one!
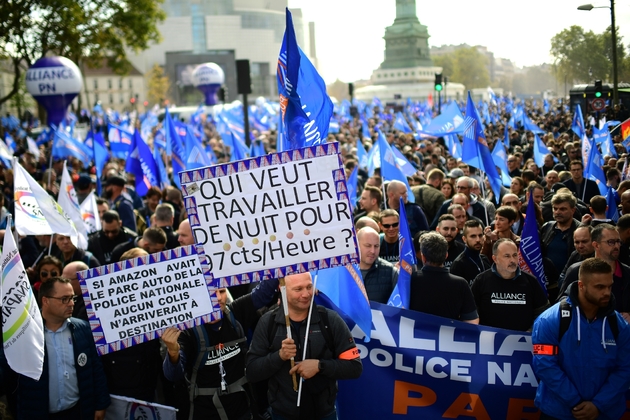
[279,277,298,391]
[479,171,490,227]
[296,271,318,407]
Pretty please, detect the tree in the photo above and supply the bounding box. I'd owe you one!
[0,0,166,108]
[550,25,626,85]
[451,47,490,89]
[433,54,454,78]
[146,64,170,107]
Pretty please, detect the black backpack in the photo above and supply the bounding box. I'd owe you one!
[558,298,619,342]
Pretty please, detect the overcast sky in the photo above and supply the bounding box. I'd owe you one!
[287,0,630,84]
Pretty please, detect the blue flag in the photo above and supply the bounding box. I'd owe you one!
[356,137,368,169]
[572,104,586,139]
[250,139,266,158]
[52,128,91,164]
[444,134,462,160]
[393,112,412,133]
[316,265,372,341]
[366,141,379,177]
[585,138,608,196]
[107,123,133,159]
[519,193,547,294]
[491,142,512,187]
[230,132,248,162]
[277,8,333,151]
[391,145,417,177]
[593,126,617,158]
[125,131,160,197]
[503,124,510,149]
[163,108,186,188]
[387,197,416,309]
[606,186,620,222]
[347,167,358,212]
[184,127,213,170]
[376,130,415,203]
[523,115,545,134]
[153,146,170,190]
[85,130,109,195]
[532,133,553,168]
[419,102,466,137]
[461,92,502,199]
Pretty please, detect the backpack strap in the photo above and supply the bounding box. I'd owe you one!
[558,297,619,342]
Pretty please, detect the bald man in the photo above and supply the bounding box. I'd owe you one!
[62,261,89,321]
[177,219,195,246]
[246,272,362,420]
[387,180,429,237]
[355,216,380,232]
[357,227,398,303]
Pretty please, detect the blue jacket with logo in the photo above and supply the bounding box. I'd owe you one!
[532,283,630,419]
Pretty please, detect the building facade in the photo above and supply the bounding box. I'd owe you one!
[126,0,316,105]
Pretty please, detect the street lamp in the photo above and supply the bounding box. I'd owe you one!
[578,1,618,105]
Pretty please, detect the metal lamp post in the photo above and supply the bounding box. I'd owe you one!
[578,1,618,105]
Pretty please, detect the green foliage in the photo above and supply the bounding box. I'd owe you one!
[432,48,490,90]
[0,0,166,107]
[146,64,170,107]
[550,25,626,85]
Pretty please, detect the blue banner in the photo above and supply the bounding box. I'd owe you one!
[338,302,540,419]
[519,193,547,293]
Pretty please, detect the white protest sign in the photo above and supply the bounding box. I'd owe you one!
[180,143,359,287]
[78,245,220,355]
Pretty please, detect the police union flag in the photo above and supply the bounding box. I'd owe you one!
[518,193,547,293]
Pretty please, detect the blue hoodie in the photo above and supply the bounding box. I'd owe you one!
[532,282,630,419]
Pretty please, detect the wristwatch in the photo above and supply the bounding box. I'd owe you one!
[318,360,325,373]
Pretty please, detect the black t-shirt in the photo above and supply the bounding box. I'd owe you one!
[379,235,399,263]
[444,240,465,270]
[409,266,478,321]
[471,268,549,331]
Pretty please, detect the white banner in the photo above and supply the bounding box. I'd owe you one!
[79,246,219,354]
[105,394,177,420]
[180,144,359,287]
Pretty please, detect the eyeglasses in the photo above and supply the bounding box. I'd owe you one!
[382,222,399,229]
[45,295,77,305]
[601,239,622,247]
[40,270,59,279]
[456,186,470,190]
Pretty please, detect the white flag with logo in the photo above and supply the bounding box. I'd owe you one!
[104,395,177,420]
[58,161,88,249]
[80,190,102,234]
[13,158,77,244]
[1,223,45,380]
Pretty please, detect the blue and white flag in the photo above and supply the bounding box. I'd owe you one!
[593,126,617,158]
[518,193,547,293]
[107,123,134,159]
[276,8,333,151]
[347,167,358,212]
[316,264,372,341]
[461,92,502,199]
[585,137,608,196]
[387,197,416,309]
[376,130,415,203]
[606,185,620,223]
[418,102,465,137]
[184,126,213,170]
[391,145,417,177]
[533,133,553,168]
[163,108,186,188]
[572,104,586,139]
[125,131,160,197]
[393,112,412,133]
[52,128,91,164]
[491,142,512,187]
[356,137,368,169]
[153,146,170,190]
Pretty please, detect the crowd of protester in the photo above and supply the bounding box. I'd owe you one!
[0,95,628,418]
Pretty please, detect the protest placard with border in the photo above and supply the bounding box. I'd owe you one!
[179,142,359,287]
[78,245,220,355]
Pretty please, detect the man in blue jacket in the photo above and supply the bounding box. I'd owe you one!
[2,277,110,419]
[532,258,630,419]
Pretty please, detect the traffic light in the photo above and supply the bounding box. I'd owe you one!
[348,82,354,97]
[143,101,149,107]
[594,80,603,98]
[434,73,443,92]
[129,97,136,104]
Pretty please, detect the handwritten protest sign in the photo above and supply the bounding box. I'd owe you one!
[179,143,359,287]
[78,246,219,355]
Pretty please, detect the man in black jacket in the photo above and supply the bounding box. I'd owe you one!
[246,273,362,420]
[87,210,137,265]
[450,220,491,285]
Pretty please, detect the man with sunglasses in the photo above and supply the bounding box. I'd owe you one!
[3,277,110,418]
[378,209,401,263]
[558,224,630,321]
